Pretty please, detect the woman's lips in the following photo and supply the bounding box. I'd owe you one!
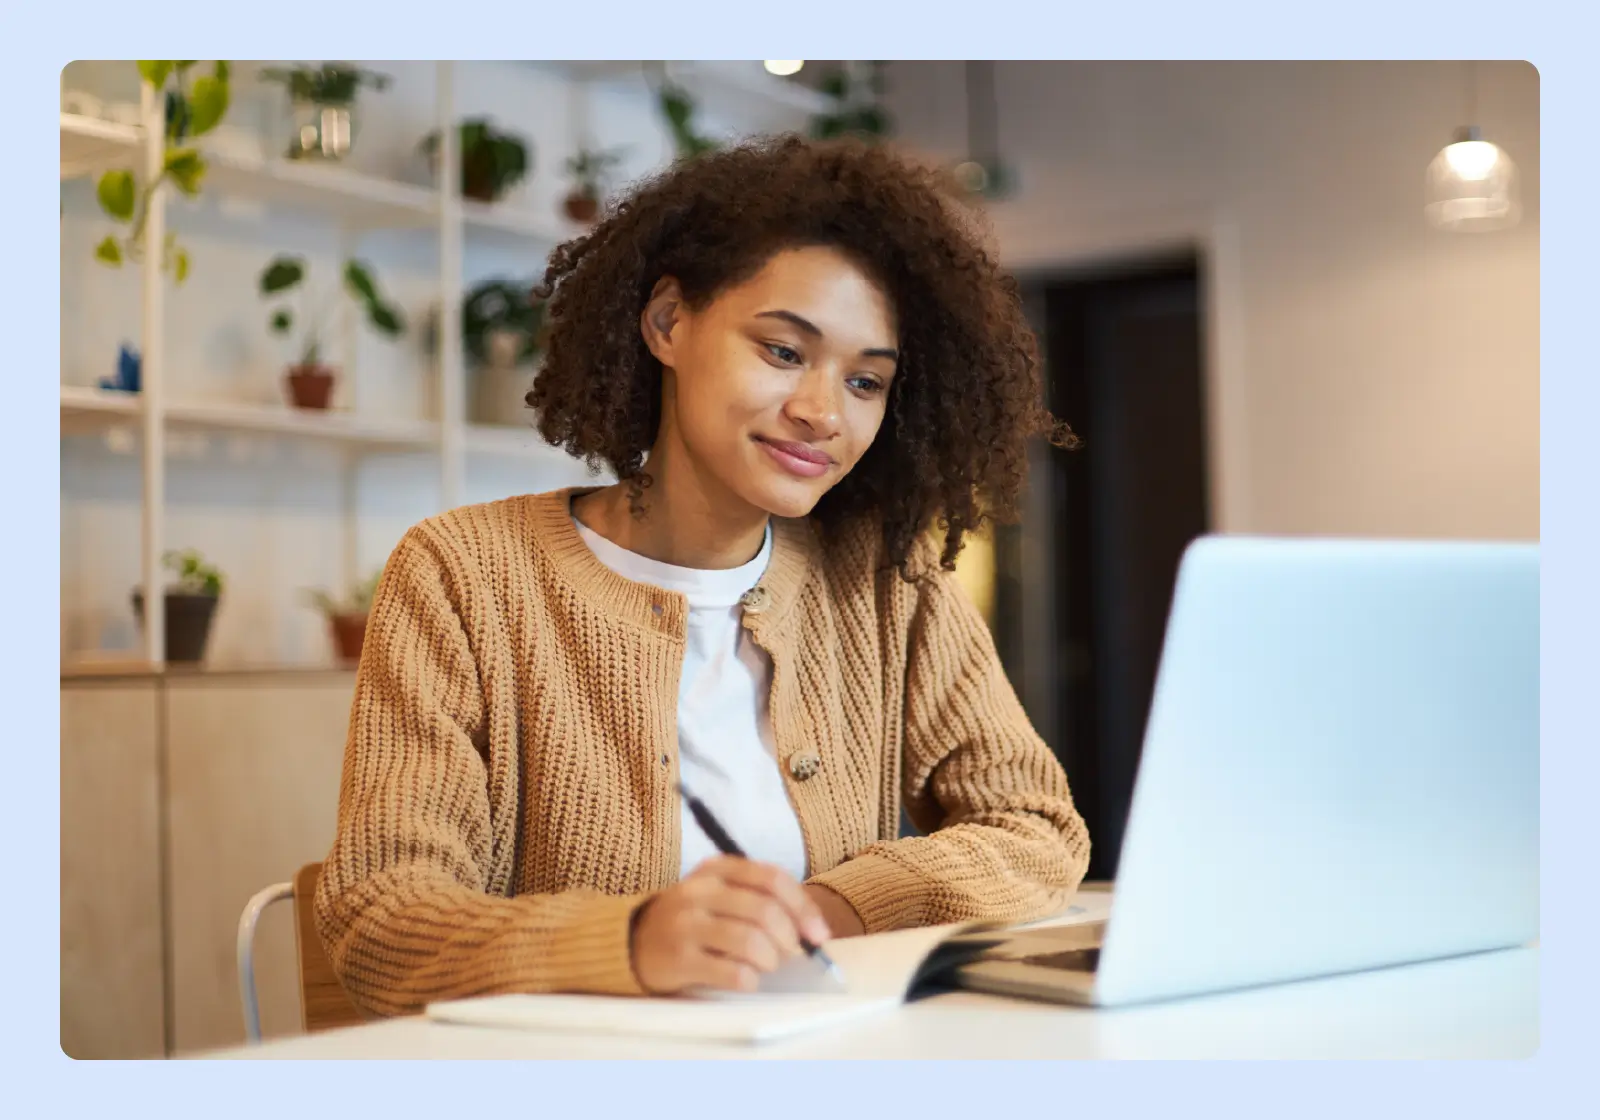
[756,437,833,479]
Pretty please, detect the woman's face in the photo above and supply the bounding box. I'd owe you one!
[642,245,899,520]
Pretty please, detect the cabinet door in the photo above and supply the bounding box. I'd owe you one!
[61,682,165,1059]
[165,674,353,1055]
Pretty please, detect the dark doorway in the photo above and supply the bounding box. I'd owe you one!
[995,252,1211,881]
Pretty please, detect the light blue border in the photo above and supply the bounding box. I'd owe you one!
[27,2,1583,1112]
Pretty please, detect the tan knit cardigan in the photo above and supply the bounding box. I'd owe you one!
[315,487,1090,1015]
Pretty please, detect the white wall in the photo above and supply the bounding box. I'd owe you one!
[882,61,1539,541]
[60,61,809,664]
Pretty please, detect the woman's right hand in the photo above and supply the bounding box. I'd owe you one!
[630,856,832,994]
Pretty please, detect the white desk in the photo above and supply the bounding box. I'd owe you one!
[205,946,1536,1060]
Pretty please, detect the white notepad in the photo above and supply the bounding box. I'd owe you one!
[424,896,1111,1045]
[425,990,901,1045]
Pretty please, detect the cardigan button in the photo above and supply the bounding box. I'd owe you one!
[788,751,821,781]
[739,586,771,614]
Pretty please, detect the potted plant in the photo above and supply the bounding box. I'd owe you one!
[259,255,406,409]
[131,548,224,663]
[562,146,626,224]
[462,278,547,426]
[302,571,380,664]
[94,60,232,285]
[419,118,531,204]
[808,61,893,142]
[657,81,719,162]
[259,63,390,161]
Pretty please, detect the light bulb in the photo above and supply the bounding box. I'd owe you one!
[952,160,989,194]
[764,61,804,77]
[1425,126,1520,232]
[1444,139,1500,181]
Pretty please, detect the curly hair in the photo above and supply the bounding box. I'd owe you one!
[529,133,1074,578]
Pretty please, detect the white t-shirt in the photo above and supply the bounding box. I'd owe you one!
[572,518,810,883]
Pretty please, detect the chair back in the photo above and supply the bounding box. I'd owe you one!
[291,862,368,1034]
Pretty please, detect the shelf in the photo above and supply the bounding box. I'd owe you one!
[60,111,436,229]
[60,112,141,179]
[465,422,591,468]
[61,385,613,466]
[62,656,358,681]
[62,113,586,245]
[170,398,440,449]
[61,384,139,420]
[201,152,438,231]
[462,199,584,245]
[61,385,440,451]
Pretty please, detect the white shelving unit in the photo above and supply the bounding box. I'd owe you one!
[61,385,441,451]
[60,60,821,667]
[59,113,141,178]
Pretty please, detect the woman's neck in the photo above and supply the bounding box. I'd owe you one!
[571,448,769,571]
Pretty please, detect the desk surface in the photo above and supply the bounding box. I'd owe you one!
[206,946,1537,1060]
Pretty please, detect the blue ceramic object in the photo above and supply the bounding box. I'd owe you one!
[100,344,141,393]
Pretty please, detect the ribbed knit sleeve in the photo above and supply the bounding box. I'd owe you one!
[809,565,1091,931]
[313,523,650,1016]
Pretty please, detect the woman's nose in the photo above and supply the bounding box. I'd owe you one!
[783,369,842,436]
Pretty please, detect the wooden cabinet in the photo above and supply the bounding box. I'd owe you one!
[61,670,355,1058]
[60,681,164,1059]
[164,673,353,1054]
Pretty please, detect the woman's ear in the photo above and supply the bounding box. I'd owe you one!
[640,276,685,366]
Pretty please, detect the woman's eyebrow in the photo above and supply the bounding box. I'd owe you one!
[754,309,899,362]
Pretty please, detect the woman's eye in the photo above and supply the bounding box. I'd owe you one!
[848,376,885,394]
[765,343,802,365]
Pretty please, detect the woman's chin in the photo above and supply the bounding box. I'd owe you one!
[741,474,829,521]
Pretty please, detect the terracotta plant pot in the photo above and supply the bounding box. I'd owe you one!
[329,612,368,664]
[462,147,501,203]
[563,192,600,224]
[131,590,219,663]
[426,146,512,204]
[286,364,336,410]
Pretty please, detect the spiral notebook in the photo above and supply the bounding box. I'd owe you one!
[423,894,1110,1045]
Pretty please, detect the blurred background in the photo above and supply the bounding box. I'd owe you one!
[58,60,1538,1058]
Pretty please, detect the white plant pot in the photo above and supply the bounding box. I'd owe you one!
[471,330,536,427]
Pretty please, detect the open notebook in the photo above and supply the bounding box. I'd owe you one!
[423,892,1111,1045]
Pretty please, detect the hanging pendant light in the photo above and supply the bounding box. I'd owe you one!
[951,60,1015,201]
[1425,62,1520,232]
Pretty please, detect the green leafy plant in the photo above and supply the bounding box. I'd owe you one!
[259,63,390,106]
[564,145,627,201]
[658,82,719,161]
[420,119,531,203]
[463,278,546,367]
[164,548,224,596]
[302,570,381,617]
[259,255,406,367]
[809,62,892,142]
[94,60,232,284]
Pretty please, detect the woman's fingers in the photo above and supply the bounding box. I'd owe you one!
[701,856,831,944]
[633,858,836,994]
[694,910,787,973]
[702,884,804,957]
[688,952,759,993]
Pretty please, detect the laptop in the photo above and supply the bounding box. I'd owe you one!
[953,535,1538,1008]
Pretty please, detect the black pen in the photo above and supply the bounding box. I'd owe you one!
[675,780,844,986]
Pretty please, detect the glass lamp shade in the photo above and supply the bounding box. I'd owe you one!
[1425,126,1520,232]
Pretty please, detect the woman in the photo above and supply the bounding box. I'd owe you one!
[315,134,1090,1015]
